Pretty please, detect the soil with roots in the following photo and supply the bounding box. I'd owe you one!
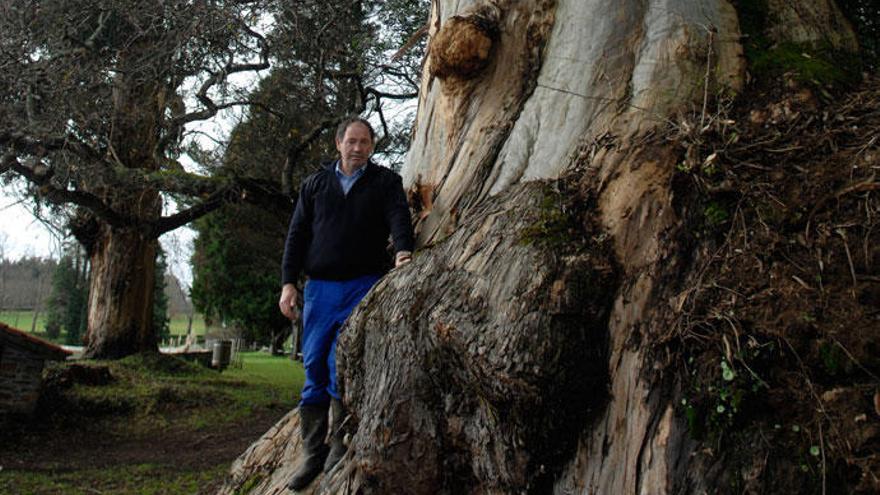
[661,74,880,493]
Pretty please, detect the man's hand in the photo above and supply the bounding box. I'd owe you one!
[395,250,412,268]
[279,283,300,321]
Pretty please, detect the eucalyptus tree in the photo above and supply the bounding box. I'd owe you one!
[220,0,879,493]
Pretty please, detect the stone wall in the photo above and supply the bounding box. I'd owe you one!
[0,343,47,415]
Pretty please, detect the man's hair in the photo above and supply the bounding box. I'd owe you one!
[335,116,376,143]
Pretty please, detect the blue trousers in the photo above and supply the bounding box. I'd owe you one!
[299,274,380,406]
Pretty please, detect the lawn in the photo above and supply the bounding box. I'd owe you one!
[0,310,207,345]
[169,313,207,337]
[0,310,47,334]
[0,351,304,495]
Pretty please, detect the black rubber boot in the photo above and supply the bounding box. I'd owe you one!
[287,403,330,491]
[323,398,348,473]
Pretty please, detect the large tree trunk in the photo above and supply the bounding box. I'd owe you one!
[82,225,160,359]
[221,0,864,493]
[81,74,164,359]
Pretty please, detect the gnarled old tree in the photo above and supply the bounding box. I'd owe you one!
[0,0,276,358]
[222,0,880,494]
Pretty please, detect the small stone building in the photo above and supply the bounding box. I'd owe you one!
[0,322,71,416]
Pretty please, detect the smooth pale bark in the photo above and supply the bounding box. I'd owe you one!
[220,0,857,493]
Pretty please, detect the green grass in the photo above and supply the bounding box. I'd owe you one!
[0,310,47,333]
[223,352,299,390]
[0,310,208,343]
[62,351,303,431]
[0,463,228,495]
[168,313,207,337]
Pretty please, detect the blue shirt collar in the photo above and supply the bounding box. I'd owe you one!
[334,160,368,195]
[334,160,367,179]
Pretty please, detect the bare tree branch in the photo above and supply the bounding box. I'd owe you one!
[150,187,234,236]
[282,118,342,195]
[1,153,134,228]
[0,130,102,162]
[151,176,290,236]
[160,23,272,152]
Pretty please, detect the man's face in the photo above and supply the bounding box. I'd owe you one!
[336,122,374,169]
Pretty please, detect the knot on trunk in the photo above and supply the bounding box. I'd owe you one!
[430,8,500,81]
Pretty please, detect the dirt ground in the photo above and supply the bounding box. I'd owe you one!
[0,354,299,494]
[0,406,288,494]
[1,407,283,469]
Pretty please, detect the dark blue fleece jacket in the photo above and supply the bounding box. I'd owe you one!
[281,161,415,283]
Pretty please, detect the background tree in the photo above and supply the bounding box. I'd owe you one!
[222,1,880,493]
[0,0,273,358]
[0,256,55,313]
[45,242,89,344]
[45,251,74,341]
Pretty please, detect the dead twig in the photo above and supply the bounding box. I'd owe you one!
[806,175,879,240]
[835,228,858,297]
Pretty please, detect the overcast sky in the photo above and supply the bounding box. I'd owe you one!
[0,197,57,260]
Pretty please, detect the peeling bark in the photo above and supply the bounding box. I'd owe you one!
[83,224,159,359]
[222,0,860,493]
[330,181,617,494]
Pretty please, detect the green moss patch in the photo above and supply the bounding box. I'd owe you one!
[749,42,862,87]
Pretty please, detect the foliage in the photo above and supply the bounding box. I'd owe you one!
[44,244,89,344]
[363,0,430,168]
[0,0,272,223]
[0,0,276,357]
[191,207,289,347]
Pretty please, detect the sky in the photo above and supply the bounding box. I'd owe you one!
[0,196,58,260]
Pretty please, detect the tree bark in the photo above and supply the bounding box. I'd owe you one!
[82,224,159,359]
[220,0,861,493]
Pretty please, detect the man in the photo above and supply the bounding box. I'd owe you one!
[279,116,414,491]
